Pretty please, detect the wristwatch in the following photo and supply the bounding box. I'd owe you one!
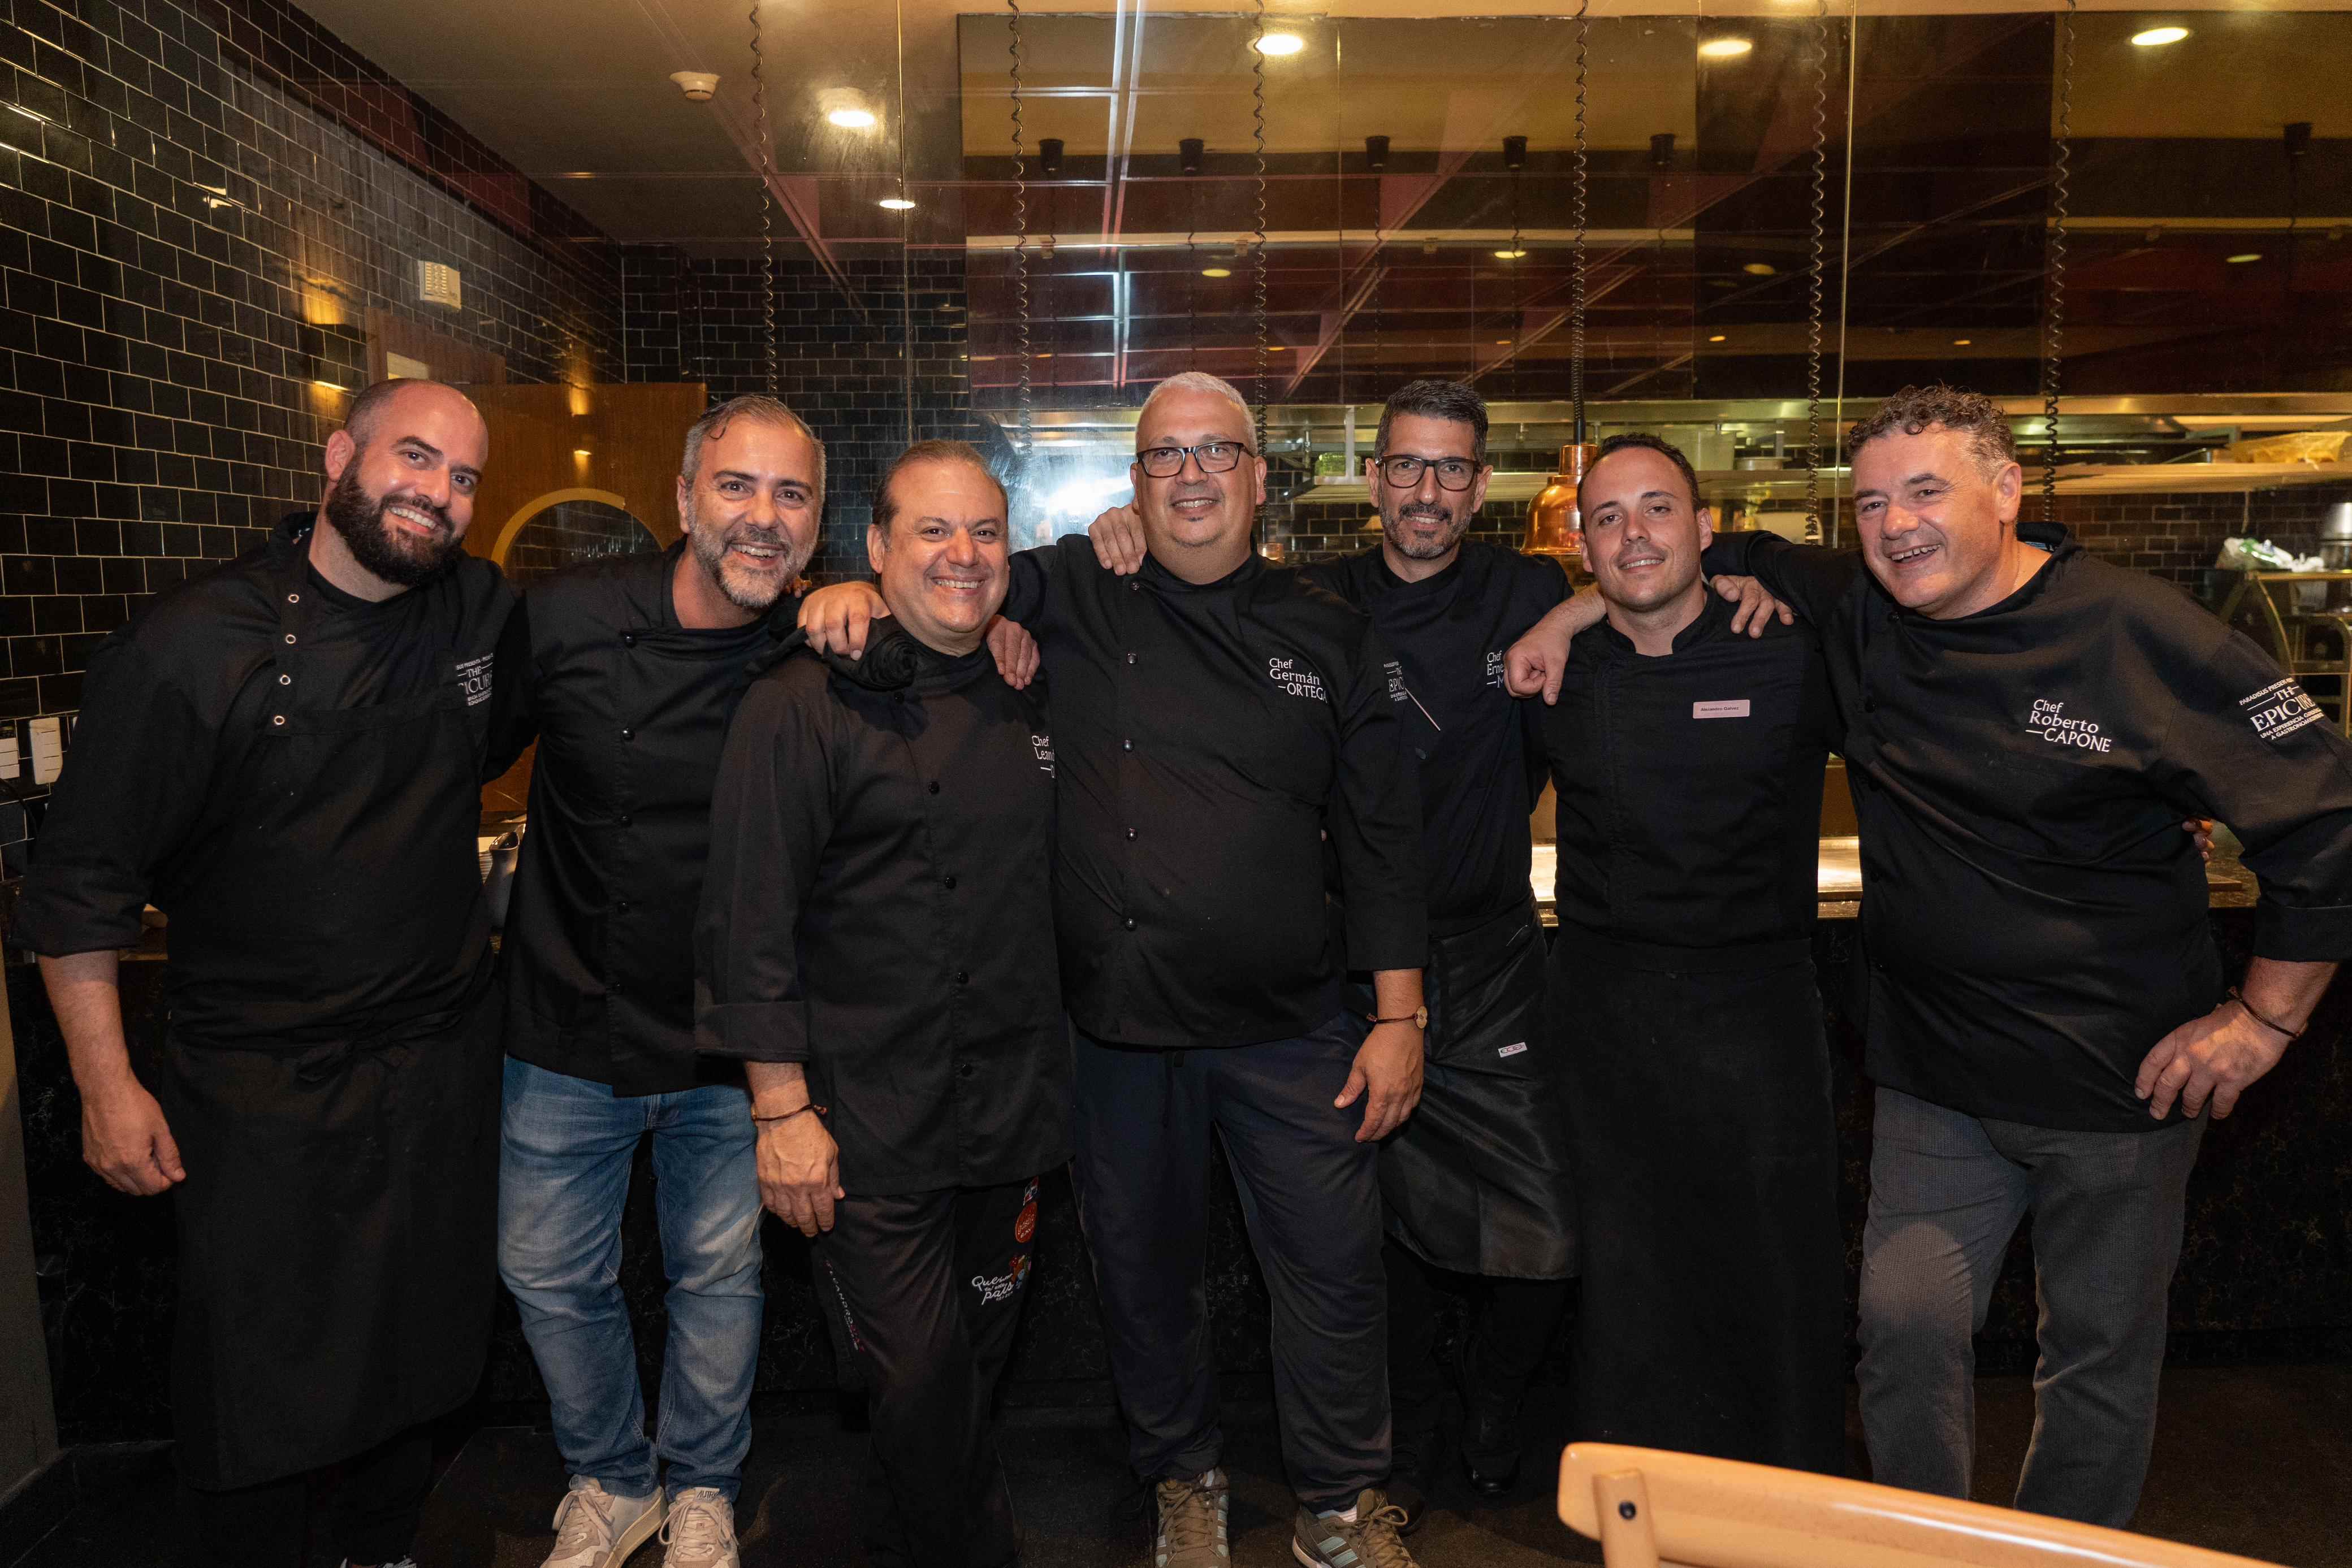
[1369,1006,1429,1029]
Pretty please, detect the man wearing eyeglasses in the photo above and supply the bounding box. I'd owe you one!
[1095,378,1572,1523]
[799,370,1429,1568]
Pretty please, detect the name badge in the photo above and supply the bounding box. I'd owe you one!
[1693,700,1750,719]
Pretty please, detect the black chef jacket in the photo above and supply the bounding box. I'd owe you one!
[1539,590,1836,947]
[1709,527,2352,1130]
[15,514,512,1042]
[695,644,1069,1194]
[488,543,798,1096]
[996,536,1427,1049]
[1301,542,1569,934]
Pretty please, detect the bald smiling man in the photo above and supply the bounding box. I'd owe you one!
[18,379,517,1568]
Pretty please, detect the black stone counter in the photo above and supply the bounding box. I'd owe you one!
[9,906,2350,1445]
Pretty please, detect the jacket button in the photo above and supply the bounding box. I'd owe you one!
[622,633,637,648]
[620,727,634,742]
[278,674,291,686]
[1123,917,1136,931]
[1121,738,1132,751]
[957,1061,976,1080]
[1863,696,1877,713]
[286,592,299,604]
[942,875,957,890]
[954,969,970,985]
[928,781,940,794]
[609,981,624,997]
[1126,828,1136,841]
[1126,652,1137,665]
[1128,581,1139,592]
[615,899,630,913]
[271,714,285,726]
[616,813,633,827]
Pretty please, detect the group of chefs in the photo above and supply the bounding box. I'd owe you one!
[16,365,2352,1568]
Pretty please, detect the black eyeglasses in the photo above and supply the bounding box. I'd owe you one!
[1136,440,1254,478]
[1374,454,1481,491]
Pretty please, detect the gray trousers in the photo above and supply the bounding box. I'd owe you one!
[1856,1087,2205,1528]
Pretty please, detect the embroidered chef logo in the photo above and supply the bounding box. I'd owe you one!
[1485,650,1507,690]
[2026,697,2112,752]
[1031,731,1056,776]
[1385,659,1411,705]
[2241,677,2323,743]
[455,652,494,707]
[1014,1196,1038,1244]
[1268,655,1326,703]
[972,1252,1031,1306]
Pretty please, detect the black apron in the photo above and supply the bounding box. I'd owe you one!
[155,561,503,1490]
[1551,924,1846,1474]
[1369,902,1577,1280]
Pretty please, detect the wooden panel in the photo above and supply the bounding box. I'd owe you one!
[366,306,507,387]
[459,382,710,564]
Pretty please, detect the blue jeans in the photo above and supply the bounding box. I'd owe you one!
[498,1058,763,1500]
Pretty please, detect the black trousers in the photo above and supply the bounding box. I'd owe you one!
[1383,1242,1568,1466]
[187,1426,432,1567]
[816,1176,1040,1568]
[1071,1012,1389,1509]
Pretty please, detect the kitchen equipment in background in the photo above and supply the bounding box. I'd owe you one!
[479,828,521,928]
[2320,503,2352,571]
[1525,443,1597,557]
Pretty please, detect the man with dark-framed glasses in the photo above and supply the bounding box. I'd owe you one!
[799,370,1430,1568]
[1094,379,1576,1523]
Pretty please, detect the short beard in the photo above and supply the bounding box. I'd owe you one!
[685,497,803,613]
[1382,504,1471,561]
[322,464,459,586]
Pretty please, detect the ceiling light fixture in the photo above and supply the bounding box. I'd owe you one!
[573,448,591,458]
[1494,248,1527,260]
[1255,32,1305,56]
[1743,261,1776,276]
[2226,252,2262,264]
[1707,334,1727,343]
[879,196,916,211]
[827,107,877,129]
[1698,37,1754,59]
[1201,267,1231,278]
[2130,25,2189,47]
[1953,337,1973,345]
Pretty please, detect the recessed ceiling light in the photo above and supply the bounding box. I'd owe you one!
[878,196,916,211]
[1255,32,1305,56]
[1036,352,1054,359]
[1268,345,1288,352]
[1494,248,1527,260]
[1201,267,1231,278]
[2130,25,2189,47]
[1698,37,1754,59]
[1707,334,1727,343]
[1743,262,1776,276]
[2226,252,2262,264]
[1953,337,1973,345]
[1495,339,1511,345]
[573,448,591,459]
[827,107,877,129]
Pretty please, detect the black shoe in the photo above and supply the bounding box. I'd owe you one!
[1459,1405,1521,1497]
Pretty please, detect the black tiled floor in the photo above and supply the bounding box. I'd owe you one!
[16,1365,2352,1567]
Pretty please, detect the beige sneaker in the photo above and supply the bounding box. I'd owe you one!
[1154,1467,1231,1568]
[1290,1488,1417,1568]
[541,1477,664,1568]
[659,1487,739,1568]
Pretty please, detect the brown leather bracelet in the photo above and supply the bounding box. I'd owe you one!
[2228,988,2302,1043]
[752,1103,827,1125]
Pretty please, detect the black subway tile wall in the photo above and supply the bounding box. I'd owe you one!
[0,0,621,869]
[621,246,976,583]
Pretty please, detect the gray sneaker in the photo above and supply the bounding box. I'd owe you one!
[1291,1488,1417,1568]
[1154,1467,1231,1568]
[541,1477,665,1568]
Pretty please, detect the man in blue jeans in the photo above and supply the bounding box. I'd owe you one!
[488,396,828,1568]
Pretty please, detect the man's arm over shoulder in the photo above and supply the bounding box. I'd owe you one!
[1326,615,1430,971]
[999,537,1088,628]
[482,593,537,779]
[1701,531,1865,627]
[695,661,838,1063]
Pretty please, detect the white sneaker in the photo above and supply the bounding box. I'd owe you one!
[541,1476,665,1568]
[660,1487,740,1568]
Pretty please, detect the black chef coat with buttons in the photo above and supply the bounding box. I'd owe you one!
[695,643,1067,1194]
[1537,590,1835,948]
[1708,527,2352,1131]
[486,543,801,1096]
[14,513,513,1042]
[996,536,1426,1049]
[1302,542,1569,934]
